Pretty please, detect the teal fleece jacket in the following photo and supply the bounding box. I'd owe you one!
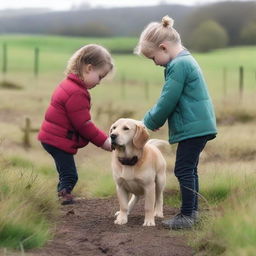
[143,50,217,144]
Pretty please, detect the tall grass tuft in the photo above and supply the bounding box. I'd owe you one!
[0,160,58,250]
[192,165,256,255]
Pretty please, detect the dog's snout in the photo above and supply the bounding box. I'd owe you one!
[111,134,117,140]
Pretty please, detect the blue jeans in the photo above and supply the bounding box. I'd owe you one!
[174,135,214,216]
[41,143,78,193]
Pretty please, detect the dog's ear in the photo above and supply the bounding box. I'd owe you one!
[133,124,149,149]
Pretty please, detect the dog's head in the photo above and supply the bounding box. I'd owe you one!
[110,118,149,150]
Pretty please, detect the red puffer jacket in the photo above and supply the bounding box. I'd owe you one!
[38,73,108,154]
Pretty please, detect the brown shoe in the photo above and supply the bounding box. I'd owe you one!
[58,189,74,205]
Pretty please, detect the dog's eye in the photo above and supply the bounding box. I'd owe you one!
[123,126,129,131]
[113,126,116,130]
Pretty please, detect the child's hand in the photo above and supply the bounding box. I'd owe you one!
[101,137,112,152]
[141,120,159,132]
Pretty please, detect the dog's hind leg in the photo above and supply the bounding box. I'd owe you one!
[143,183,156,226]
[115,194,139,216]
[127,194,140,215]
[116,194,139,216]
[154,171,166,218]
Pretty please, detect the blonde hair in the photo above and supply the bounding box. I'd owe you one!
[65,44,114,78]
[134,15,181,55]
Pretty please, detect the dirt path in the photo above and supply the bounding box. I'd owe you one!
[28,197,194,256]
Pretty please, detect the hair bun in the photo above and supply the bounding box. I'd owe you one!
[161,15,174,28]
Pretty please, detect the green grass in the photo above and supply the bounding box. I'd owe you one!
[0,158,58,250]
[0,34,138,53]
[0,215,50,250]
[193,181,256,256]
[8,156,34,168]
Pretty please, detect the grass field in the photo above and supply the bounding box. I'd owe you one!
[0,35,256,255]
[1,34,256,96]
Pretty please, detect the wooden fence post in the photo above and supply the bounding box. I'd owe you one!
[239,66,244,99]
[34,47,39,77]
[2,43,7,74]
[23,117,31,147]
[223,67,227,97]
[21,117,39,148]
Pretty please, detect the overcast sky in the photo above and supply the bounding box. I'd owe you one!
[0,0,244,11]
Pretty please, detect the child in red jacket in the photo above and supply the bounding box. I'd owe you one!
[38,44,113,205]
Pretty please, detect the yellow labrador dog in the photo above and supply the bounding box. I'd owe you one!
[110,118,167,226]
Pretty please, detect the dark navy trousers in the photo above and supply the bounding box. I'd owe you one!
[174,135,214,216]
[42,143,78,193]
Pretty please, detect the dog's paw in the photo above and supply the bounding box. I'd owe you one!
[114,215,128,225]
[154,211,164,218]
[115,210,130,217]
[143,219,155,226]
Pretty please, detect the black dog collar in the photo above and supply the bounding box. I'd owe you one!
[118,156,138,166]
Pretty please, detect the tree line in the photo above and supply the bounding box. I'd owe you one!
[181,1,256,51]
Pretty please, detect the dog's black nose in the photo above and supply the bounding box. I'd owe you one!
[110,134,117,140]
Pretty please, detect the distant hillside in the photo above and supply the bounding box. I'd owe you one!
[0,2,255,47]
[0,5,191,36]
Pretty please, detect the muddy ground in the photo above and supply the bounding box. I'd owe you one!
[25,196,195,256]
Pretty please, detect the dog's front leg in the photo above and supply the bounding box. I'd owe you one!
[114,185,129,225]
[143,183,156,226]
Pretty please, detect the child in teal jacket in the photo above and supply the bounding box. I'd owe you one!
[135,16,217,229]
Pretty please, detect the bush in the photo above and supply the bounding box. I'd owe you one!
[240,21,256,45]
[190,20,229,52]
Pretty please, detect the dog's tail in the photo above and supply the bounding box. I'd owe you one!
[146,139,169,149]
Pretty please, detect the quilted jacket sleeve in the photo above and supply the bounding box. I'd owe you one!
[143,61,186,130]
[65,92,108,147]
